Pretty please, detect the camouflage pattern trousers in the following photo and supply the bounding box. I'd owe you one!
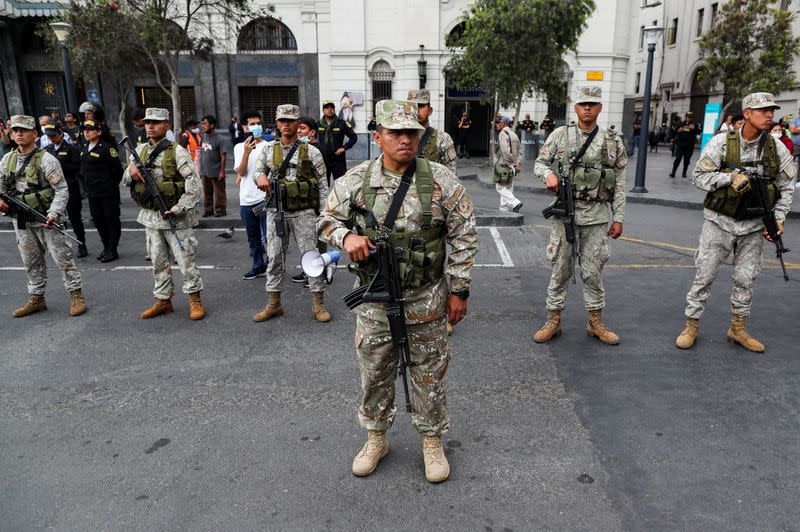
[684,219,763,319]
[14,222,82,295]
[355,314,451,436]
[145,226,203,299]
[545,220,610,311]
[265,210,325,293]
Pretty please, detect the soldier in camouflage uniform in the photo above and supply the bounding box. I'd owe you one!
[494,116,523,212]
[0,115,86,317]
[122,108,206,320]
[252,104,331,323]
[675,92,796,353]
[533,86,627,345]
[317,99,477,483]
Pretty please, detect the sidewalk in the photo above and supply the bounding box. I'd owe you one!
[456,150,800,218]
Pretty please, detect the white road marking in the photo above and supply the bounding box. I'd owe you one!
[489,227,515,268]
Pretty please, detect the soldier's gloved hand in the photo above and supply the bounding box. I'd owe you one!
[731,170,751,194]
[545,172,559,193]
[343,233,375,262]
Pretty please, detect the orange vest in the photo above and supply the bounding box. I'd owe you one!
[183,131,202,160]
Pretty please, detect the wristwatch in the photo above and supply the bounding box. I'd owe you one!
[452,289,470,301]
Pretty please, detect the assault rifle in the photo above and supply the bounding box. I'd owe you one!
[252,141,301,261]
[740,169,790,282]
[120,136,184,250]
[0,190,81,245]
[542,162,578,284]
[343,228,418,414]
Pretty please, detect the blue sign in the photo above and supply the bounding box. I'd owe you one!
[701,102,722,152]
[87,89,100,104]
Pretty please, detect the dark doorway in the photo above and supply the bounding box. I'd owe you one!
[27,72,67,119]
[238,86,299,129]
[690,69,709,122]
[135,86,198,127]
[445,89,490,157]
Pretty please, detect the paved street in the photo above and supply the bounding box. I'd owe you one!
[2,177,800,530]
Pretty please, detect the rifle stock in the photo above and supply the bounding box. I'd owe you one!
[0,190,82,245]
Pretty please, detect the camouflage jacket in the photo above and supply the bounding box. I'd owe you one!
[121,142,201,229]
[496,127,522,167]
[420,127,457,174]
[0,148,68,219]
[253,139,328,217]
[693,130,796,235]
[534,124,628,225]
[317,156,478,324]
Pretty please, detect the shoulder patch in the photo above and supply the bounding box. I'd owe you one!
[109,148,118,158]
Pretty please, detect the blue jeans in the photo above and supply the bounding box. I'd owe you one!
[240,204,267,270]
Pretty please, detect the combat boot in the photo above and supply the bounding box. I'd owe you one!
[253,292,283,322]
[68,289,86,316]
[311,292,331,322]
[141,298,173,319]
[352,430,389,477]
[447,322,453,336]
[12,294,47,317]
[587,309,620,345]
[422,435,450,483]
[727,314,765,353]
[188,292,205,321]
[533,310,561,343]
[675,317,700,349]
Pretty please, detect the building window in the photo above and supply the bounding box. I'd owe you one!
[710,3,719,28]
[639,25,645,49]
[696,8,704,37]
[135,86,197,127]
[237,18,297,52]
[635,72,641,94]
[667,18,678,45]
[238,86,299,128]
[369,60,395,117]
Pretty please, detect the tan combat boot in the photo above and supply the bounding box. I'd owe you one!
[188,292,205,320]
[446,322,453,336]
[533,310,561,343]
[12,294,47,317]
[727,314,765,353]
[311,292,331,322]
[68,289,86,316]
[422,435,450,483]
[141,298,174,319]
[675,318,700,349]
[352,430,389,477]
[253,292,283,322]
[587,309,620,345]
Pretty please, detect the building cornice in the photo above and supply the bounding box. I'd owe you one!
[0,0,66,18]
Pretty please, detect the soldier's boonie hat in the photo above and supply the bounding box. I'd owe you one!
[407,89,431,105]
[743,92,780,110]
[143,108,170,122]
[321,100,335,108]
[10,115,36,130]
[375,100,426,131]
[276,104,300,120]
[43,122,62,136]
[82,120,100,130]
[574,86,603,104]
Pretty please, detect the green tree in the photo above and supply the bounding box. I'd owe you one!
[446,0,595,140]
[698,0,800,116]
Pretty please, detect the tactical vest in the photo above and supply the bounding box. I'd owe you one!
[703,131,780,219]
[420,128,439,162]
[130,142,185,210]
[564,125,617,202]
[354,158,447,290]
[4,149,54,215]
[272,141,319,211]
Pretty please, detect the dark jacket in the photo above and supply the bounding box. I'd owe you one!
[673,120,697,147]
[81,141,124,197]
[317,117,358,160]
[45,141,81,186]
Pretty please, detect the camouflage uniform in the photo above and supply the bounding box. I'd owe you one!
[684,102,796,319]
[534,87,627,311]
[317,102,477,436]
[122,126,203,300]
[407,90,457,174]
[0,125,82,296]
[254,135,328,294]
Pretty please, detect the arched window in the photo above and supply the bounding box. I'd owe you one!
[238,18,297,52]
[369,60,395,116]
[446,21,467,46]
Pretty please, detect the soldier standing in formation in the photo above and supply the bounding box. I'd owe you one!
[317,100,358,185]
[43,121,87,258]
[0,115,86,317]
[407,89,457,174]
[675,92,796,353]
[317,99,477,483]
[81,119,124,262]
[122,108,206,320]
[533,86,627,345]
[252,104,331,323]
[494,116,523,212]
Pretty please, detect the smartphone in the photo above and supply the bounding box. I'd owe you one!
[242,131,254,142]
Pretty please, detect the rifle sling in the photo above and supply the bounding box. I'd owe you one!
[383,159,417,230]
[570,126,599,171]
[144,138,171,168]
[417,127,435,157]
[12,148,41,182]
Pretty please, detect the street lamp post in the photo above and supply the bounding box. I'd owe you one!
[417,45,427,89]
[50,22,77,115]
[632,26,664,193]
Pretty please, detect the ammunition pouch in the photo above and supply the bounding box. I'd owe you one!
[572,163,615,202]
[355,226,446,290]
[130,143,184,210]
[704,179,780,220]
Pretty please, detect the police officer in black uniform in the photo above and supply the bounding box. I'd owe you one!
[669,111,698,178]
[78,101,117,150]
[80,119,123,262]
[317,100,357,185]
[44,122,88,258]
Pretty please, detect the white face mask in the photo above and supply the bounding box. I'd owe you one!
[771,132,782,139]
[192,128,200,134]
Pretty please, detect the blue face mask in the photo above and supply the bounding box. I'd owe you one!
[249,125,262,139]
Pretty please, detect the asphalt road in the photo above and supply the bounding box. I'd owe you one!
[1,180,799,530]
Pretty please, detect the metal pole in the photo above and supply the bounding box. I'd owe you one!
[632,42,656,193]
[61,43,77,114]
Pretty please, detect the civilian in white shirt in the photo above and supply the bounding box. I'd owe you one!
[234,110,270,280]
